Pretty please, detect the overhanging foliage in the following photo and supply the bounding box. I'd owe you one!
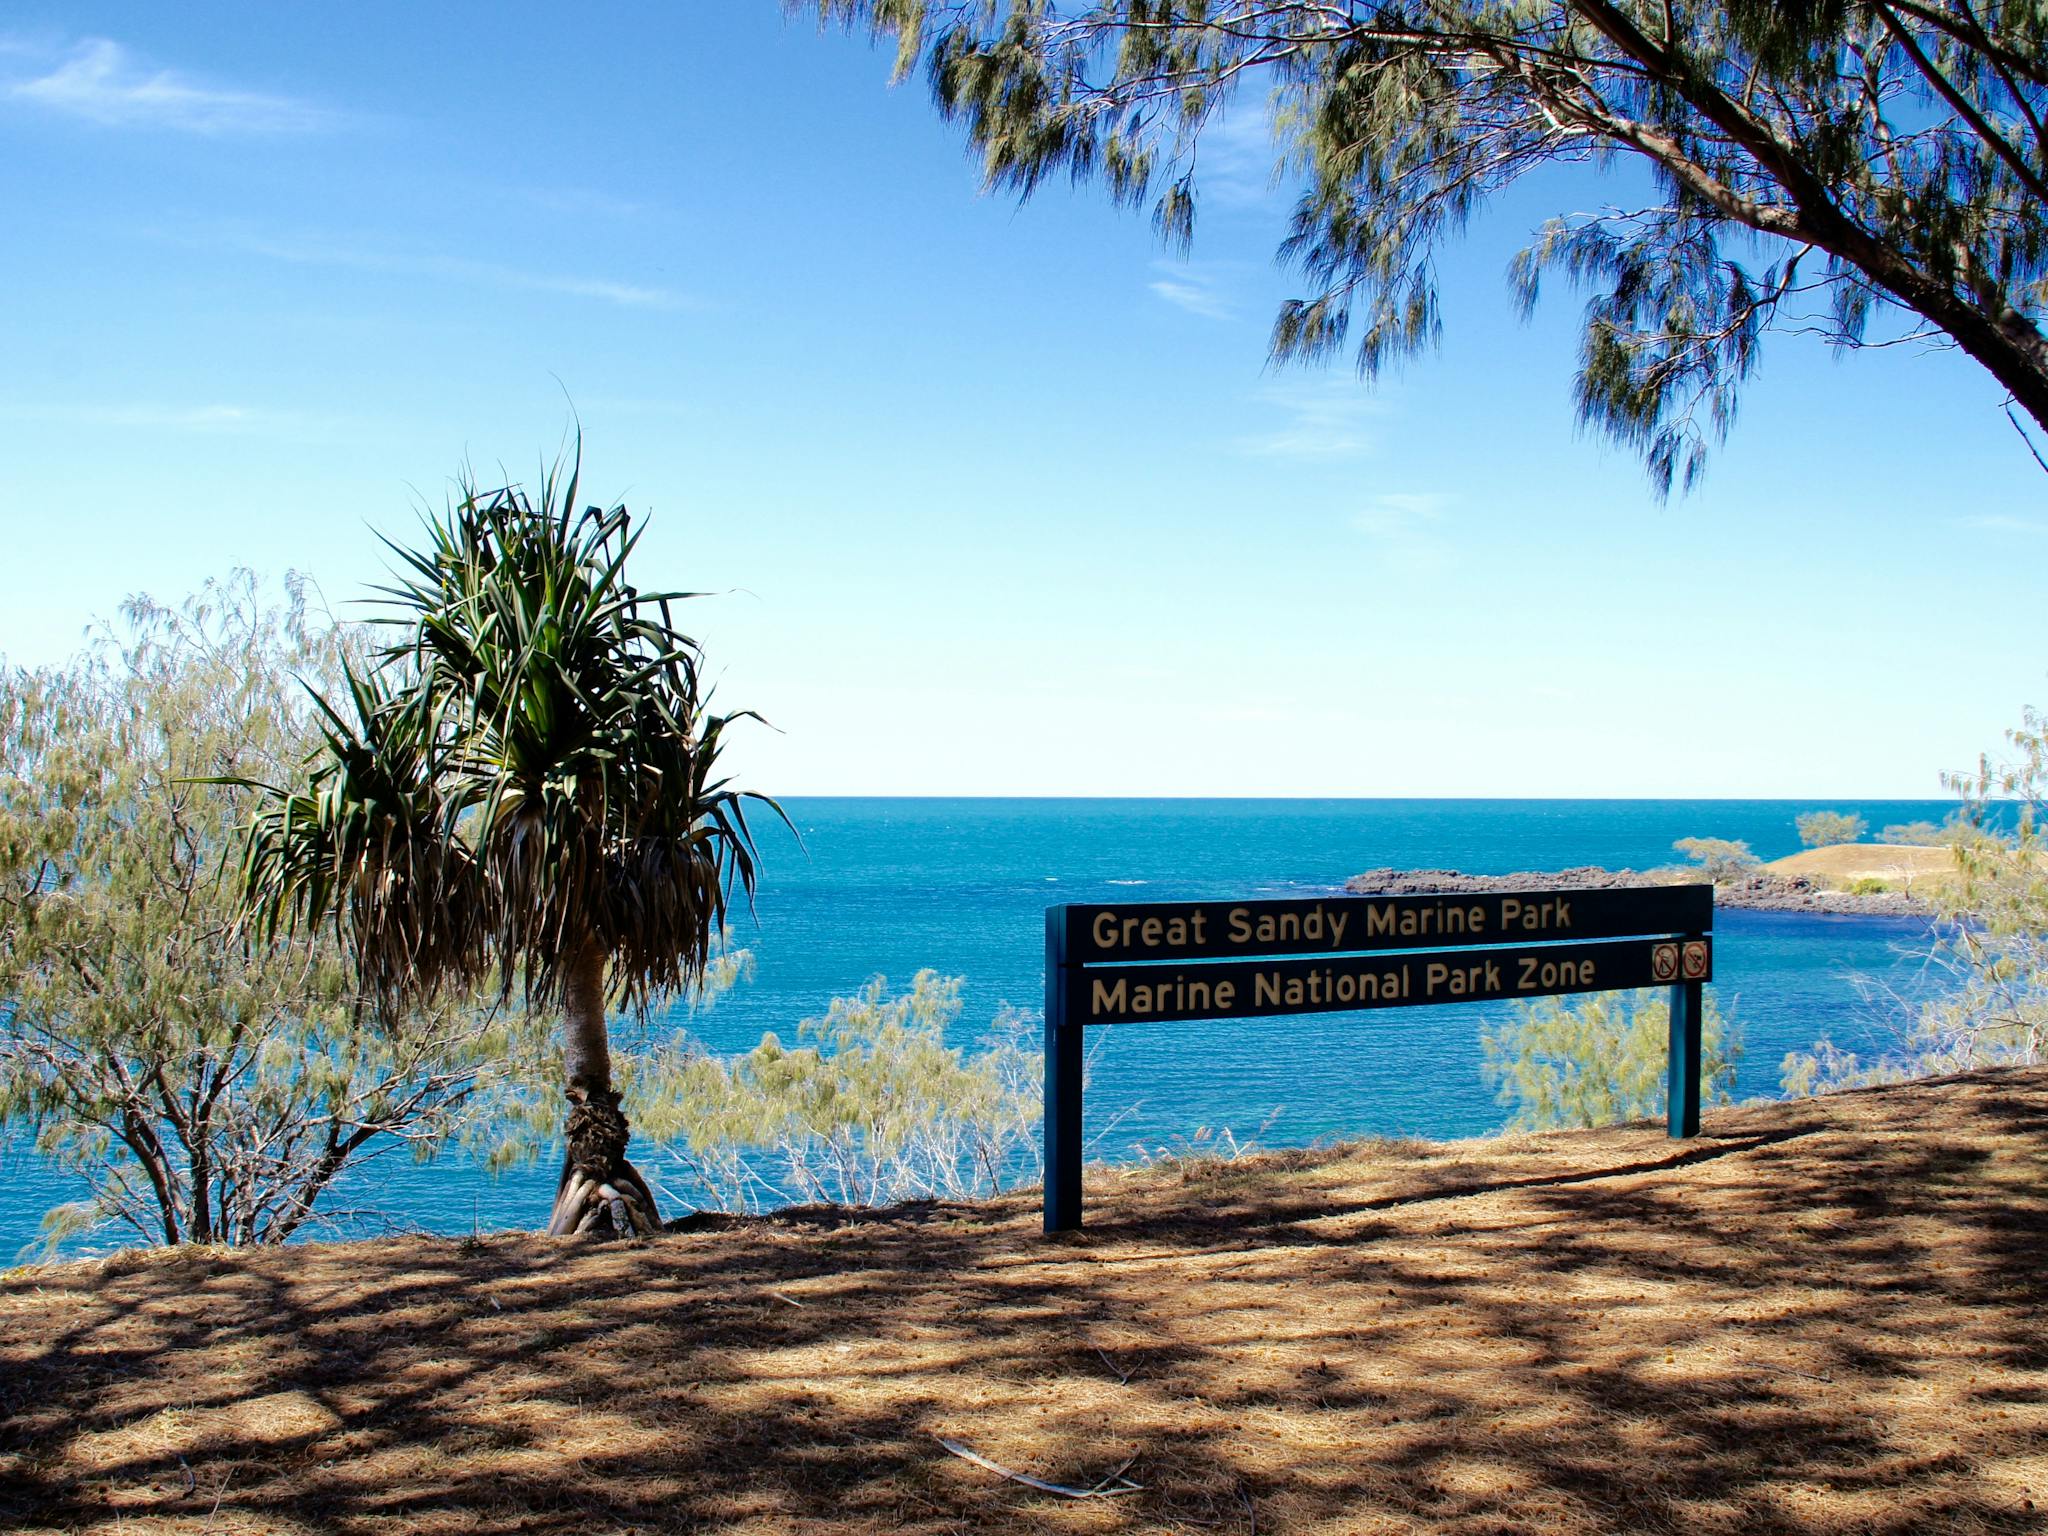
[809,0,2048,490]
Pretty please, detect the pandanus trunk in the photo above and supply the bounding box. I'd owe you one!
[545,942,662,1236]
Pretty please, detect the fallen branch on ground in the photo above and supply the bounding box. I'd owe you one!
[934,1437,1142,1497]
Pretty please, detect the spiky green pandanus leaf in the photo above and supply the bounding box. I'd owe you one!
[232,657,482,1019]
[232,440,778,1024]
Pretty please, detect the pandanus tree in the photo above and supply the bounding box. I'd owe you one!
[234,454,773,1236]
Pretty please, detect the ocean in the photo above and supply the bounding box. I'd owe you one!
[1,797,1961,1257]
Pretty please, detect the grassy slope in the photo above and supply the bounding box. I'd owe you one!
[1765,843,1962,894]
[4,1069,2047,1536]
[1765,840,2048,901]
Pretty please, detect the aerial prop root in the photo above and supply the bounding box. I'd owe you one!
[547,1161,661,1237]
[546,1085,663,1237]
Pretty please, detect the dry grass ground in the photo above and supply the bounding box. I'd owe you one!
[4,1068,2046,1536]
[1765,844,1965,896]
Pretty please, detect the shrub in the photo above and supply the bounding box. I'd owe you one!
[1878,816,1973,847]
[0,577,550,1254]
[1482,989,1741,1131]
[1796,810,1867,847]
[1672,836,1760,881]
[1127,1108,1286,1171]
[630,971,1042,1212]
[1879,821,1942,845]
[1784,708,2048,1095]
[1846,877,1891,895]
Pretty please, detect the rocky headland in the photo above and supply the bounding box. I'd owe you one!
[1344,863,1934,917]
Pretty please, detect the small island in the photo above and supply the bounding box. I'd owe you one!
[1345,847,1952,917]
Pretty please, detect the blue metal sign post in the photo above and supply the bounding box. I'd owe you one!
[1043,886,1713,1233]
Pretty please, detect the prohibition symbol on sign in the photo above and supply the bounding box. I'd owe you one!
[1682,940,1710,980]
[1651,942,1681,982]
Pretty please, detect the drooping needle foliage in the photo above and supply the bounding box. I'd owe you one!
[632,972,1044,1212]
[808,1,2048,490]
[1484,987,1742,1129]
[0,576,552,1252]
[1784,703,2048,1092]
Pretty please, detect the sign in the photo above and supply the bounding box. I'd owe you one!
[1041,885,1713,1232]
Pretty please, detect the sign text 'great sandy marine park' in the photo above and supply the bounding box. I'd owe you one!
[1041,885,1713,1232]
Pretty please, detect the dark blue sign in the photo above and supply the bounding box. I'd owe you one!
[1042,887,1714,1232]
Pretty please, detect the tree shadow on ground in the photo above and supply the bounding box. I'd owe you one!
[3,1066,2045,1535]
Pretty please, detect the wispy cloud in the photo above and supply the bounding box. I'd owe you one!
[1353,492,1452,570]
[1957,512,2047,535]
[0,401,347,436]
[1148,261,1235,320]
[1195,102,1295,209]
[1233,378,1385,460]
[571,396,699,417]
[187,225,692,311]
[1354,492,1448,536]
[521,186,660,221]
[8,38,340,134]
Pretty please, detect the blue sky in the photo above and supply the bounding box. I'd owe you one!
[1,5,2042,797]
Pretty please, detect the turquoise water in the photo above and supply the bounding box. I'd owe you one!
[2,798,1959,1255]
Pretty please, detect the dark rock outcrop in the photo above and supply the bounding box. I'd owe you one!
[1342,865,1933,917]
